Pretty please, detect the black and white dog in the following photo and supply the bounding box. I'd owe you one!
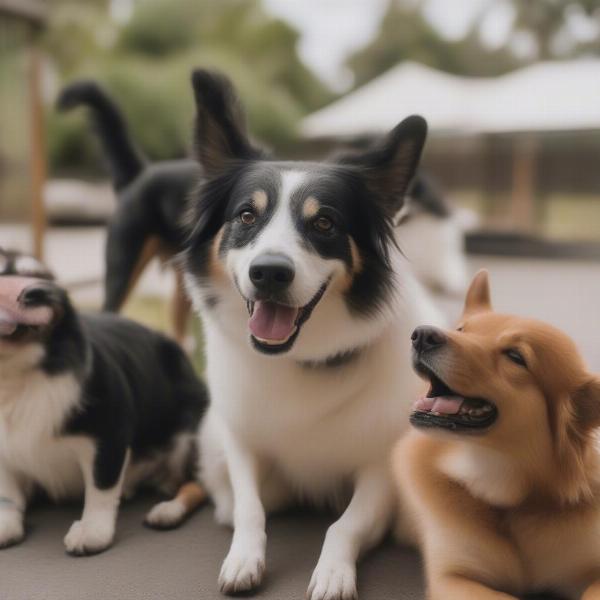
[183,71,444,599]
[0,251,207,555]
[56,81,466,346]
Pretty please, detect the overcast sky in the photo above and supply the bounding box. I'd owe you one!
[262,0,492,90]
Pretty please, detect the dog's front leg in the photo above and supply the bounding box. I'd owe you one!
[218,431,266,595]
[64,442,129,556]
[0,463,26,548]
[307,464,394,600]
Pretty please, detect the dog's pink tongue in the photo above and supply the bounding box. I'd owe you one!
[249,300,297,342]
[414,396,463,414]
[0,276,53,335]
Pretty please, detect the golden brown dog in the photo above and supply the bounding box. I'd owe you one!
[394,270,600,600]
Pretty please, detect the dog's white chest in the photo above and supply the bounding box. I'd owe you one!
[0,369,85,500]
[206,327,421,490]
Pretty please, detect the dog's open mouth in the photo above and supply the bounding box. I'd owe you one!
[411,364,498,433]
[246,282,328,354]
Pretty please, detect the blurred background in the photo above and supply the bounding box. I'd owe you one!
[3,0,600,365]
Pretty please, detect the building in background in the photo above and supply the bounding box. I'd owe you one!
[302,60,600,255]
[0,0,47,256]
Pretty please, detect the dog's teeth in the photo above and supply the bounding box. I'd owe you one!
[469,408,485,417]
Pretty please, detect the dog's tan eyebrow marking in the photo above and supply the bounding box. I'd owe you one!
[302,196,320,219]
[252,190,268,214]
[349,237,363,273]
[210,226,226,279]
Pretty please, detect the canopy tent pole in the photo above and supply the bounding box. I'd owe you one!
[510,135,537,233]
[29,40,46,260]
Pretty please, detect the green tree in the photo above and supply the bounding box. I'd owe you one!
[346,0,519,87]
[45,0,332,173]
[502,0,600,59]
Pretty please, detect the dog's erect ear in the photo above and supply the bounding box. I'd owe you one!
[463,269,492,317]
[338,115,428,216]
[574,376,600,430]
[191,69,262,178]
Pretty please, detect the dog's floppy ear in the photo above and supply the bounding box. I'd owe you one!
[463,269,492,317]
[338,116,427,216]
[191,69,263,178]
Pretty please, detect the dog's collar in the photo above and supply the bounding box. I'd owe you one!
[298,347,362,370]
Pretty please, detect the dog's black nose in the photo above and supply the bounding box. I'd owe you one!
[249,253,295,294]
[411,326,447,353]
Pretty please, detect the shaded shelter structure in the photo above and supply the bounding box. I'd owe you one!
[302,61,600,255]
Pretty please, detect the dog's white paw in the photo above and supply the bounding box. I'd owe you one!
[144,499,186,530]
[0,514,24,549]
[64,518,114,556]
[307,560,357,600]
[218,547,265,594]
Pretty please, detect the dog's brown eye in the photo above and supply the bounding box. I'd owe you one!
[240,211,256,225]
[314,216,333,233]
[504,349,527,368]
[456,325,464,332]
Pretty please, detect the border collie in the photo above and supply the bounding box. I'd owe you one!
[0,253,207,555]
[56,81,463,345]
[183,70,444,599]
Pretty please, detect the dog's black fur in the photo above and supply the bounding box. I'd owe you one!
[4,276,207,491]
[57,82,200,313]
[56,80,446,315]
[184,70,426,326]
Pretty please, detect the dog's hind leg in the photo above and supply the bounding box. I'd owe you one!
[144,481,206,529]
[307,463,394,600]
[104,221,160,312]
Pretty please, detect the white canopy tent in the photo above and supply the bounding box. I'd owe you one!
[301,60,600,139]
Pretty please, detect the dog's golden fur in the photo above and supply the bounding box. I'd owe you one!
[394,270,600,599]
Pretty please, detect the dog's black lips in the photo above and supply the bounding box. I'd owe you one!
[246,280,329,355]
[411,359,498,434]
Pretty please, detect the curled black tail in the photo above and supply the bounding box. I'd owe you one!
[57,80,146,190]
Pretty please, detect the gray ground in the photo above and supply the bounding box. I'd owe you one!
[0,225,598,599]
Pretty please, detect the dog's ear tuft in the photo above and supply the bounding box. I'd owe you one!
[191,69,262,178]
[338,115,427,216]
[463,269,492,317]
[574,376,600,430]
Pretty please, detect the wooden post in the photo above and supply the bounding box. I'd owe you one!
[510,135,537,233]
[29,42,46,260]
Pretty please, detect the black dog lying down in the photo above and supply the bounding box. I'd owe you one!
[56,81,464,344]
[0,251,207,555]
